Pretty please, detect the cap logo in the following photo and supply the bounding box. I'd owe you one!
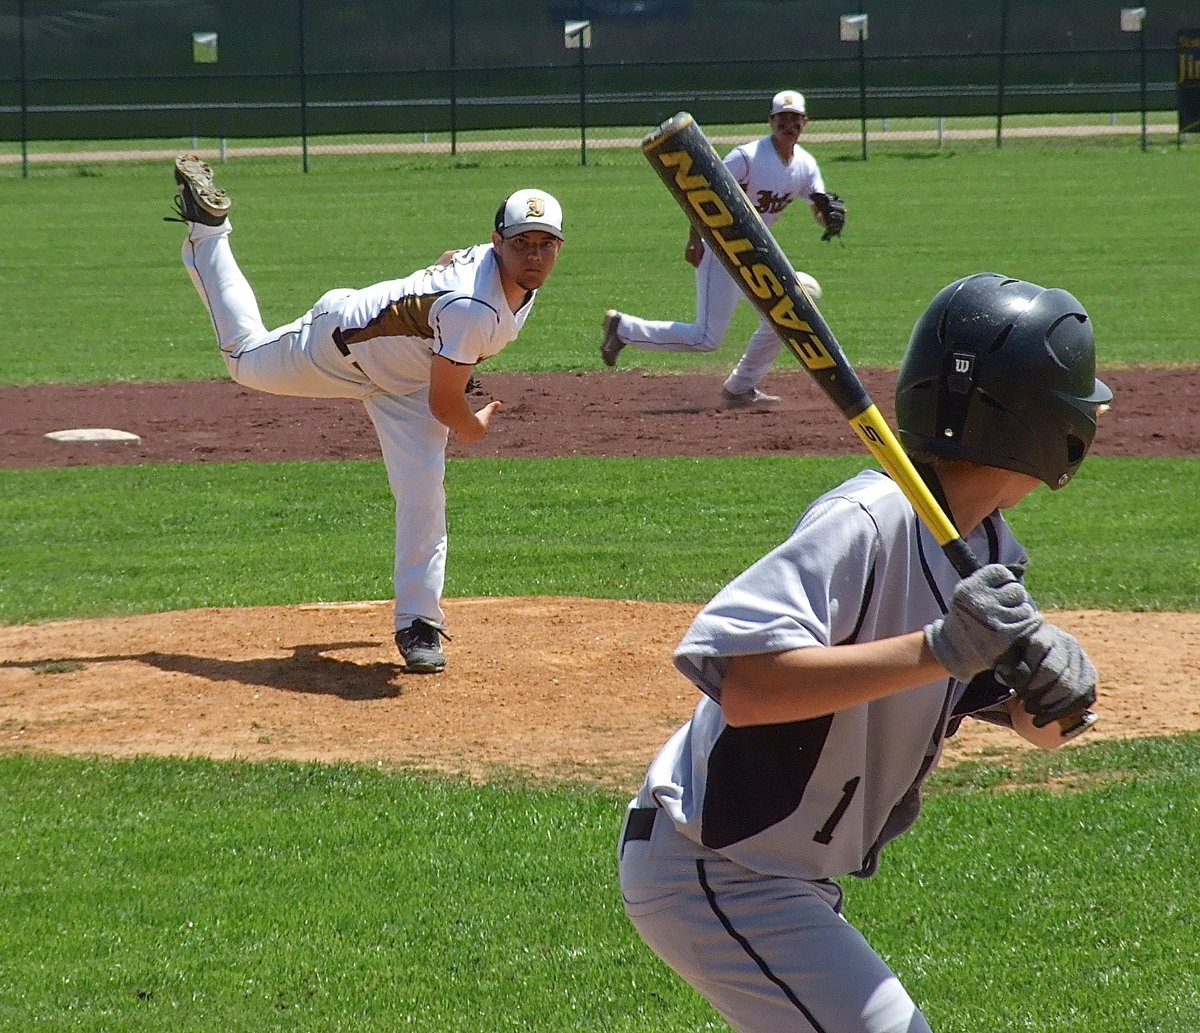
[525,197,545,219]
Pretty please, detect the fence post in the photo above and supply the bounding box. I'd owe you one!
[18,0,28,178]
[297,0,309,172]
[578,36,587,165]
[1140,18,1148,151]
[450,0,458,156]
[565,20,592,166]
[839,14,869,160]
[996,0,1008,148]
[1121,7,1149,151]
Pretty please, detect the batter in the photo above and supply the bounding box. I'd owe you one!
[601,90,845,407]
[167,155,565,673]
[618,273,1111,1033]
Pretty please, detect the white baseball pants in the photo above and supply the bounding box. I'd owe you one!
[181,221,448,629]
[614,244,784,394]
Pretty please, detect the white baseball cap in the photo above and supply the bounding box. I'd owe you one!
[770,90,807,116]
[495,188,565,241]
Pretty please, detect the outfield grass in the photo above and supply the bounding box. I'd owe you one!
[0,142,1196,385]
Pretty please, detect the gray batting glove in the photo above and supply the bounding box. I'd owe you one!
[995,622,1098,728]
[924,564,1043,682]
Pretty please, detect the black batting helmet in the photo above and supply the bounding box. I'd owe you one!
[896,273,1112,489]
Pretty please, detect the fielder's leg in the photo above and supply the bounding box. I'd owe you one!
[612,246,741,353]
[723,315,786,397]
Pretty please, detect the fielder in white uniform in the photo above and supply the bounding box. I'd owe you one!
[167,155,565,673]
[619,273,1112,1033]
[601,90,841,408]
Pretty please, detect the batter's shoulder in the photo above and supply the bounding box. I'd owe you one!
[825,468,900,507]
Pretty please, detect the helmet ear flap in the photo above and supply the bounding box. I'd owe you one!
[933,349,977,445]
[1066,434,1087,468]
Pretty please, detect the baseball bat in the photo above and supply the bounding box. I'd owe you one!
[640,111,1096,740]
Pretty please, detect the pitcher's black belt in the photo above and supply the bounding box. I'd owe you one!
[621,806,657,849]
[332,327,363,371]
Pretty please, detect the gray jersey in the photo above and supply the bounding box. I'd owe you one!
[636,469,1026,881]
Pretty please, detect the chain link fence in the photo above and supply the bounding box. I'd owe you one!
[2,0,1196,175]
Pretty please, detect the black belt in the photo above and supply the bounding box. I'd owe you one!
[332,327,363,371]
[621,806,657,853]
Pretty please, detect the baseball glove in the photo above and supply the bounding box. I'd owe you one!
[812,192,847,241]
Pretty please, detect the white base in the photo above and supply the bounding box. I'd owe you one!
[44,428,142,443]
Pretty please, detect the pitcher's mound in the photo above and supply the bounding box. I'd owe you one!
[1,599,1196,788]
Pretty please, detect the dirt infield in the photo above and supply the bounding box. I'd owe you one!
[2,368,1196,788]
[2,368,1196,468]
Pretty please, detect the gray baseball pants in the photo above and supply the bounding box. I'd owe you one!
[618,805,933,1033]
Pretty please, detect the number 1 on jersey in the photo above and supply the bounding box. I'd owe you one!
[813,776,861,845]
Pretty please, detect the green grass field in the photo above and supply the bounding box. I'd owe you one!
[2,745,1199,1033]
[1,455,1197,623]
[1,140,1197,384]
[2,132,1199,1031]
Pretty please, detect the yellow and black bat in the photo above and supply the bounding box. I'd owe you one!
[640,111,1095,739]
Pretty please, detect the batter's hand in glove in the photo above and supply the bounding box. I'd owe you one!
[995,622,1098,728]
[924,564,1043,683]
[811,192,847,241]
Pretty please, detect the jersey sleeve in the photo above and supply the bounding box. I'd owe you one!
[808,163,826,198]
[429,294,504,365]
[801,150,826,201]
[723,145,751,187]
[674,493,881,701]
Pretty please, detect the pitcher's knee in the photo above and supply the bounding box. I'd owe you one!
[221,352,251,385]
